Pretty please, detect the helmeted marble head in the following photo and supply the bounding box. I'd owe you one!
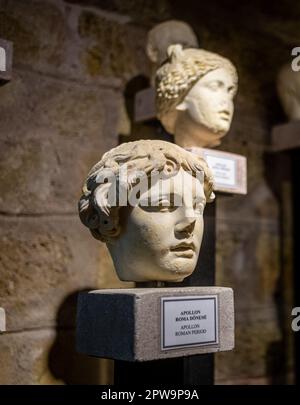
[79,140,215,282]
[156,45,238,147]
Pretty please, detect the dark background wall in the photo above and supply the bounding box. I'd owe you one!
[0,0,296,384]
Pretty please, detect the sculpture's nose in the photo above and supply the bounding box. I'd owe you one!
[175,207,196,235]
[219,96,230,108]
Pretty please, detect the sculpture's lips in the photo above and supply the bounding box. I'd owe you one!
[219,110,230,121]
[170,242,196,258]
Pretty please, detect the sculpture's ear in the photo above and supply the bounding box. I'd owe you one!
[176,101,188,111]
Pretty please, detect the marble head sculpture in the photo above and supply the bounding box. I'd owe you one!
[79,140,215,282]
[277,64,300,120]
[156,44,238,148]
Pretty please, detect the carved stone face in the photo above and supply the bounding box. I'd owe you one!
[156,46,238,148]
[177,67,236,137]
[107,168,206,282]
[79,140,215,283]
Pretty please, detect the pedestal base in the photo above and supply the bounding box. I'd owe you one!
[77,287,234,362]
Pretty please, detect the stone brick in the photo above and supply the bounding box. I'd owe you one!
[0,328,114,384]
[77,9,149,82]
[0,0,150,85]
[0,69,121,214]
[0,329,59,384]
[0,0,67,73]
[0,215,128,331]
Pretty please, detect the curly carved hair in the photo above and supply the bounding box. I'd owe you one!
[78,140,215,243]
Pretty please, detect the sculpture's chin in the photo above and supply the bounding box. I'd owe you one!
[160,262,196,282]
[191,127,226,148]
[202,124,229,146]
[209,123,229,136]
[115,262,195,283]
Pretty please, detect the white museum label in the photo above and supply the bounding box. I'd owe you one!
[161,295,219,350]
[205,155,236,186]
[0,307,6,333]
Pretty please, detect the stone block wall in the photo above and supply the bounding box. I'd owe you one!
[0,0,139,384]
[0,0,296,384]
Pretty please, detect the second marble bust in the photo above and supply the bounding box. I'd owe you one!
[79,140,215,282]
[156,45,238,148]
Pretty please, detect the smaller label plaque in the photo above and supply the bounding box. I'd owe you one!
[205,155,236,186]
[0,39,13,83]
[161,295,219,350]
[187,147,247,195]
[0,307,6,333]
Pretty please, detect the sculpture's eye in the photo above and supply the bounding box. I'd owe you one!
[145,193,181,212]
[206,80,222,91]
[139,195,174,212]
[228,85,236,95]
[139,193,182,213]
[157,198,176,212]
[157,194,179,212]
